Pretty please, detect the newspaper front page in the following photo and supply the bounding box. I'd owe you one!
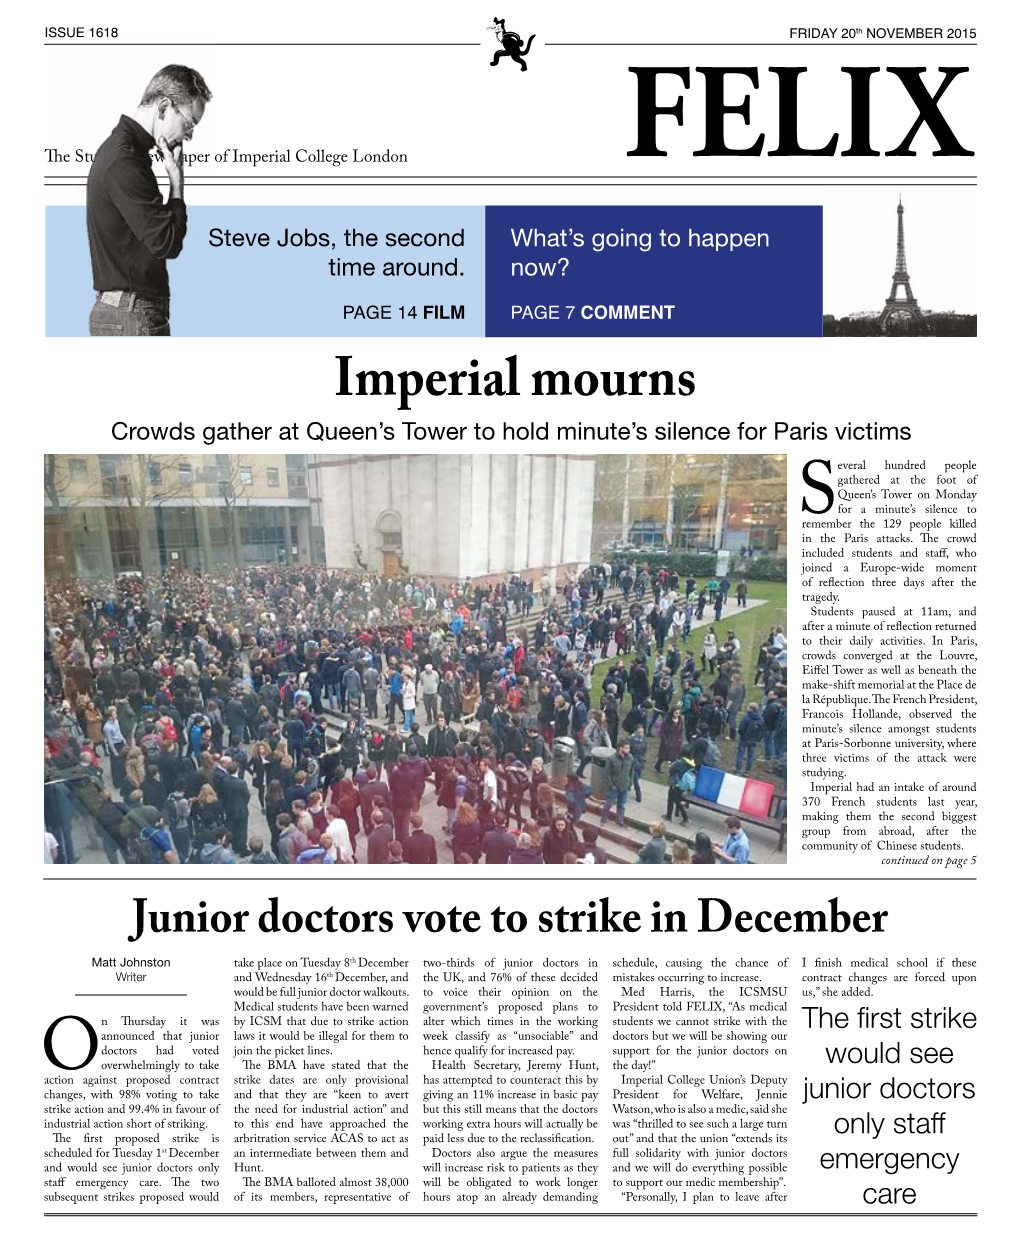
[18,2,1007,1236]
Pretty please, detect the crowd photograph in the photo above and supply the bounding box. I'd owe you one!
[43,452,788,867]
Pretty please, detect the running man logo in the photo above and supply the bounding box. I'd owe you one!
[487,16,536,71]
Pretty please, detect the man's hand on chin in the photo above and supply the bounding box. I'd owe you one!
[158,137,185,200]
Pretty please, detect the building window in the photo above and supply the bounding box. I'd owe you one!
[266,468,279,487]
[377,510,403,556]
[148,463,162,487]
[629,520,666,549]
[285,454,307,495]
[68,457,87,480]
[98,454,126,499]
[178,462,193,486]
[239,466,253,486]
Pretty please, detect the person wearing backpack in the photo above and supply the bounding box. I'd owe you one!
[162,781,193,862]
[691,729,722,769]
[682,679,703,717]
[139,726,162,765]
[246,832,279,864]
[141,819,178,864]
[200,827,238,864]
[118,791,161,861]
[666,751,697,823]
[736,702,765,775]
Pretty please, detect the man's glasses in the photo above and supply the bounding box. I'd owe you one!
[173,104,198,136]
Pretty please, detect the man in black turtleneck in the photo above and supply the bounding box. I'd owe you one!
[87,64,211,336]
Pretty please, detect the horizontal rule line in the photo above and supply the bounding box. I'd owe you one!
[546,42,977,47]
[46,42,481,47]
[44,182,977,188]
[42,1212,980,1218]
[74,993,188,997]
[43,876,976,882]
[44,42,978,48]
[42,174,978,180]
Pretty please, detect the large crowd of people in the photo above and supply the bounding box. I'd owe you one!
[43,560,788,866]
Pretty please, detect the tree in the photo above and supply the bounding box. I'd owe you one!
[669,458,724,550]
[44,455,78,579]
[212,457,254,570]
[591,457,639,553]
[44,454,72,511]
[105,455,189,578]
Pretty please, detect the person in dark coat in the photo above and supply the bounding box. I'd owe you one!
[339,721,362,776]
[404,813,438,864]
[224,695,247,746]
[426,717,458,759]
[451,802,483,862]
[509,828,544,864]
[93,789,128,863]
[381,725,403,777]
[220,760,251,857]
[367,816,395,864]
[284,770,311,814]
[692,830,718,864]
[358,768,391,837]
[482,821,516,865]
[637,820,669,864]
[627,725,648,803]
[622,699,650,736]
[140,766,165,811]
[388,755,418,843]
[601,689,620,747]
[654,708,686,773]
[157,739,182,797]
[44,775,80,865]
[332,778,361,853]
[627,661,650,707]
[580,823,607,864]
[542,816,580,865]
[246,832,279,864]
[521,727,550,766]
[189,783,225,847]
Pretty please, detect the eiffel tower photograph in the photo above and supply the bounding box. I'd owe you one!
[823,197,976,337]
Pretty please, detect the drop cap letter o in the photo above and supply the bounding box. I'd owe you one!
[44,1015,98,1070]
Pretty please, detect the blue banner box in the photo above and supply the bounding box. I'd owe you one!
[47,204,821,337]
[46,206,487,337]
[484,205,822,337]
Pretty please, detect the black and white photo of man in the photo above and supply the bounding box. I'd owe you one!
[86,65,211,337]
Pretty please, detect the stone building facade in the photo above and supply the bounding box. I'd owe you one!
[308,454,596,582]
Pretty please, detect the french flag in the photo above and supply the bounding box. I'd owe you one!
[693,766,775,817]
